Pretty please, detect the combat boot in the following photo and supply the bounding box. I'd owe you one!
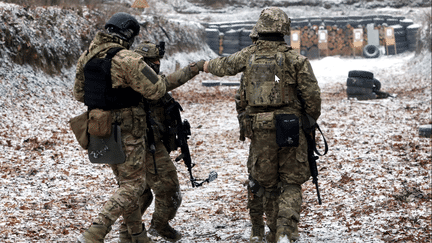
[275,226,299,243]
[249,224,264,242]
[118,227,132,243]
[77,223,111,243]
[131,224,153,243]
[148,220,181,242]
[265,231,276,243]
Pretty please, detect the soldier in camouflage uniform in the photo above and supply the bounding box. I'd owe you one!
[117,41,204,242]
[204,7,321,243]
[74,13,169,243]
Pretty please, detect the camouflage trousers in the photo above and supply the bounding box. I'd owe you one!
[119,139,181,233]
[93,133,147,235]
[247,128,311,238]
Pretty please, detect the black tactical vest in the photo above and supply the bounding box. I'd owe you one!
[84,47,142,110]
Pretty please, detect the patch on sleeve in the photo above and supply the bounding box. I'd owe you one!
[141,65,159,84]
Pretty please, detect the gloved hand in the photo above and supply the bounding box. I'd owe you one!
[195,59,205,71]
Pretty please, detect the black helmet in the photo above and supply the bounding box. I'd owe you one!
[105,12,140,40]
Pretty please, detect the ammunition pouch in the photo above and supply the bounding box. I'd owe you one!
[88,109,112,138]
[252,112,275,130]
[115,107,147,138]
[275,114,300,148]
[69,111,89,149]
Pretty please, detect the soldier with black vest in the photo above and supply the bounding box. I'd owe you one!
[204,7,322,243]
[74,12,168,243]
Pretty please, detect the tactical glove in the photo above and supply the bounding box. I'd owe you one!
[195,60,205,72]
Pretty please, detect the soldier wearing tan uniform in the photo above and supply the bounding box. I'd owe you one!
[117,41,204,242]
[204,7,321,243]
[74,13,169,243]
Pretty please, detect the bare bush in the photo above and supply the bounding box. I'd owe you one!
[416,10,432,54]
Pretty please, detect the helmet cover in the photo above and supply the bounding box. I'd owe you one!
[252,7,291,36]
[134,41,162,59]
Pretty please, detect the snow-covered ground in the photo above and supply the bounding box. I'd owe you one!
[0,0,431,242]
[0,48,430,242]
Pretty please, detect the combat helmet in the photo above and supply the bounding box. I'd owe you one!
[249,27,259,42]
[105,12,140,41]
[134,41,164,59]
[134,41,165,74]
[252,7,291,36]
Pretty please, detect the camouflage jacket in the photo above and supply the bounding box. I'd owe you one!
[208,40,321,121]
[73,32,167,104]
[165,62,201,92]
[148,63,201,142]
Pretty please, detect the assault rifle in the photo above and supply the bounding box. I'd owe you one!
[166,97,217,188]
[143,100,158,174]
[298,92,328,205]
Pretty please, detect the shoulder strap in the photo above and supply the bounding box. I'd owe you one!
[313,124,328,156]
[105,47,124,60]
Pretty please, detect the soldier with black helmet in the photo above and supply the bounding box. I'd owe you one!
[115,41,204,242]
[74,12,169,243]
[204,7,322,243]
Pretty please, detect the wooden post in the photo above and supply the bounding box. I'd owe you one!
[318,29,328,59]
[353,28,363,58]
[384,27,396,55]
[131,0,149,8]
[291,30,301,54]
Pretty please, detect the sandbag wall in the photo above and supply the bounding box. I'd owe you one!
[204,15,420,59]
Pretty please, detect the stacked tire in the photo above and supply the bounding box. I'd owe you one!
[346,70,379,100]
[240,29,253,49]
[388,25,407,55]
[205,28,221,55]
[407,24,420,52]
[222,29,240,55]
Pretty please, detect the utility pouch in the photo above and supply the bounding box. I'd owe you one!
[88,109,112,137]
[275,114,300,147]
[131,107,146,138]
[120,109,133,132]
[253,112,275,130]
[88,125,125,164]
[69,111,89,149]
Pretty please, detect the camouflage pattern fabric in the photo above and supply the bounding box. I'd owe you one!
[207,24,321,241]
[74,32,167,102]
[165,62,202,91]
[118,49,202,239]
[252,7,291,36]
[73,31,167,236]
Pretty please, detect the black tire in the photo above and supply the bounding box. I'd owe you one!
[300,48,308,57]
[323,19,335,26]
[336,19,348,27]
[400,19,414,28]
[348,93,377,100]
[348,70,374,80]
[347,77,374,88]
[386,18,399,25]
[346,86,374,95]
[363,45,380,58]
[373,17,385,25]
[373,78,381,91]
[419,124,432,138]
[310,18,322,26]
